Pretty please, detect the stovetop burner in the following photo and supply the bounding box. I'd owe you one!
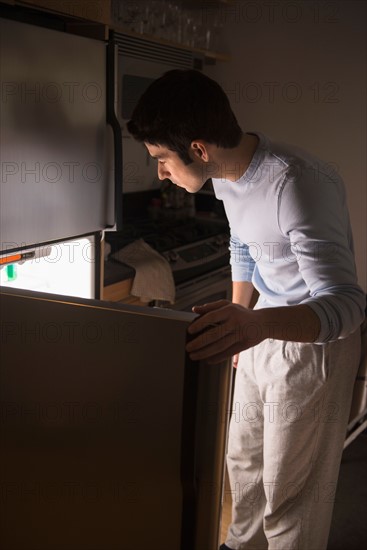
[105,216,230,285]
[106,217,229,254]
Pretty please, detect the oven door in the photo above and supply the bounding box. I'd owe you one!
[169,266,232,312]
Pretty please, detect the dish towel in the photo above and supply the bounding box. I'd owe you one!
[111,239,175,304]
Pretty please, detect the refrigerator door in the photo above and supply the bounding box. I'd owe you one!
[0,287,232,550]
[0,17,115,252]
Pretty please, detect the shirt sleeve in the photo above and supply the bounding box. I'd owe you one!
[229,232,256,282]
[278,166,365,342]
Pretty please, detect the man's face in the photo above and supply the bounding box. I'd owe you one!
[144,143,206,193]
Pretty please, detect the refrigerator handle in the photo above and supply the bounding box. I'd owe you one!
[106,36,123,231]
[180,353,200,549]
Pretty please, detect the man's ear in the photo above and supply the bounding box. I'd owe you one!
[190,141,210,162]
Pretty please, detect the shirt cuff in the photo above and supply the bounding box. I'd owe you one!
[231,264,254,282]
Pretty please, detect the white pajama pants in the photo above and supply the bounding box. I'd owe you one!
[224,329,361,550]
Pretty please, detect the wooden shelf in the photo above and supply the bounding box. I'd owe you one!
[6,0,230,61]
[183,0,234,6]
[16,0,111,24]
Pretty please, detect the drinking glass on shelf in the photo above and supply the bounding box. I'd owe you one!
[111,0,220,52]
[111,0,141,32]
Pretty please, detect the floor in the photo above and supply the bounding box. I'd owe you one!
[219,432,367,549]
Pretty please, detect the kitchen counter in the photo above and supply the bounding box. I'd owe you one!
[102,258,150,306]
[104,258,135,287]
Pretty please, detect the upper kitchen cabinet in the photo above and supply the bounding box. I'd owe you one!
[110,0,231,62]
[10,0,111,24]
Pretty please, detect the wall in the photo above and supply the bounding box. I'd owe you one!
[206,0,366,290]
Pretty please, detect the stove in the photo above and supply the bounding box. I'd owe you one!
[105,217,230,285]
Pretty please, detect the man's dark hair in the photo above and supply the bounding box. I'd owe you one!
[127,69,242,165]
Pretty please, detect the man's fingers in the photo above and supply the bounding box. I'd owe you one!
[191,300,229,315]
[188,305,230,336]
[189,338,238,363]
[186,302,262,364]
[187,325,233,353]
[189,342,242,365]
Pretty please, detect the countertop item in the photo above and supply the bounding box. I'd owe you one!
[111,239,175,304]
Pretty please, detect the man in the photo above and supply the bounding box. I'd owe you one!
[127,69,365,550]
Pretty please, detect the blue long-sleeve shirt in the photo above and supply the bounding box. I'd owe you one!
[212,133,365,343]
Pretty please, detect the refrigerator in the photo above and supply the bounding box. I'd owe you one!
[0,7,233,550]
[0,5,122,299]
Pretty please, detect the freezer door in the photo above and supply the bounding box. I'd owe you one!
[0,17,114,251]
[0,287,232,550]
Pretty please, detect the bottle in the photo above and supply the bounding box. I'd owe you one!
[5,264,17,281]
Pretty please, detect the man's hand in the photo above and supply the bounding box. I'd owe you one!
[186,300,321,364]
[186,300,264,364]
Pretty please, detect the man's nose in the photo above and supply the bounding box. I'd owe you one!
[158,163,170,180]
